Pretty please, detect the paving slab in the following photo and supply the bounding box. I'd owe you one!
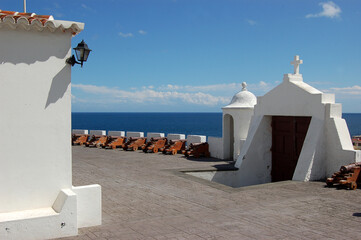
[58,146,361,240]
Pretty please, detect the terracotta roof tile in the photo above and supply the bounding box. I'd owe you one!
[0,9,83,35]
[0,10,53,25]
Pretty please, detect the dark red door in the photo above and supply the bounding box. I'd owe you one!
[271,116,311,182]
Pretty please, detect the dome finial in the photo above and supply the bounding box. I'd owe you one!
[242,82,247,91]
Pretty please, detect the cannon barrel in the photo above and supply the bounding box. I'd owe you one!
[340,162,361,172]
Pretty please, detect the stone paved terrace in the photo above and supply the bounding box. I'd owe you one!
[60,146,361,240]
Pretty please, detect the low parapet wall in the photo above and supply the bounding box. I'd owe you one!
[72,129,225,159]
[208,137,223,159]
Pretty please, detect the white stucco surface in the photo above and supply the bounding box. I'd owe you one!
[167,134,186,141]
[147,132,165,138]
[108,131,125,137]
[208,137,223,159]
[0,15,101,239]
[89,130,106,136]
[0,27,73,213]
[0,189,78,239]
[72,129,89,135]
[72,185,102,228]
[187,135,207,145]
[234,57,359,185]
[222,82,256,160]
[127,132,144,137]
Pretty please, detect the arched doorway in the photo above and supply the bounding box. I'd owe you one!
[223,114,234,160]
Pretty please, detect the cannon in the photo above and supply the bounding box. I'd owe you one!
[161,139,187,155]
[123,137,146,151]
[103,136,126,149]
[142,137,167,153]
[183,142,210,158]
[72,134,79,145]
[87,135,108,148]
[84,135,101,147]
[326,162,361,190]
[72,134,89,146]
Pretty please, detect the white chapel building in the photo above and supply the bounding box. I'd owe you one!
[218,56,360,187]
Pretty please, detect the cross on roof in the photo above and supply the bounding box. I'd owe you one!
[291,55,303,75]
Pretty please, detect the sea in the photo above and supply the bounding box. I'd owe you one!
[72,112,361,138]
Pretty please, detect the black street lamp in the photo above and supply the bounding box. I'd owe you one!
[66,40,92,67]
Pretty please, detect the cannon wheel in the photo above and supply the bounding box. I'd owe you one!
[172,149,177,155]
[153,148,158,153]
[350,182,357,190]
[133,146,138,151]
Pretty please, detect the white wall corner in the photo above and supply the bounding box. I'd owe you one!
[234,115,263,168]
[356,150,361,162]
[208,136,223,159]
[293,118,324,181]
[325,103,342,119]
[325,117,358,177]
[321,93,335,104]
[72,184,102,228]
[0,189,78,240]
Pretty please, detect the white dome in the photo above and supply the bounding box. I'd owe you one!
[223,82,257,108]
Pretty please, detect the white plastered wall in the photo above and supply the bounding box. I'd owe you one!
[0,28,73,212]
[234,74,359,185]
[222,108,254,160]
[0,24,101,239]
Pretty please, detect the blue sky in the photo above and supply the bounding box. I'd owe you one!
[3,0,361,112]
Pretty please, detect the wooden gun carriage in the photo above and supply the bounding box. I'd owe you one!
[123,137,146,151]
[84,135,103,147]
[326,162,361,190]
[87,135,108,148]
[183,142,210,158]
[161,139,187,155]
[142,137,167,153]
[72,134,89,146]
[103,136,126,149]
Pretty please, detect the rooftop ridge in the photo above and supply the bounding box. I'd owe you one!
[0,9,82,35]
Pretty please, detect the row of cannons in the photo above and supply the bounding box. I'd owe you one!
[72,130,210,158]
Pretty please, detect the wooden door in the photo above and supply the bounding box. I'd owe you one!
[271,116,311,182]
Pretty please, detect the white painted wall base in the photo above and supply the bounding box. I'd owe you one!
[167,134,186,141]
[0,189,77,240]
[72,185,102,228]
[208,137,223,159]
[187,135,207,145]
[108,131,125,137]
[72,129,89,135]
[147,132,165,139]
[127,132,144,137]
[89,130,106,136]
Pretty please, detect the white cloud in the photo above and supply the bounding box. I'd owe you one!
[118,32,134,38]
[246,19,257,26]
[72,84,229,106]
[158,81,273,93]
[306,1,341,19]
[324,85,361,96]
[138,30,147,35]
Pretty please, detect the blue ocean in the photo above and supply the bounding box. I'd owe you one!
[72,112,361,138]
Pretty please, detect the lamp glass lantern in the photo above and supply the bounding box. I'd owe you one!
[67,40,92,67]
